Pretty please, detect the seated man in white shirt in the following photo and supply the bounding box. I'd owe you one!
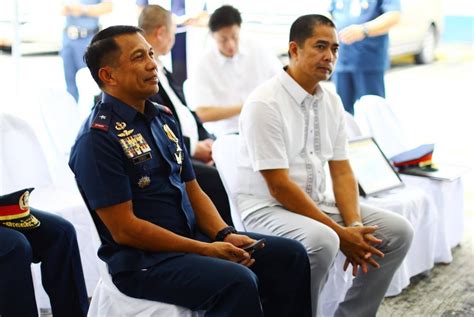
[237,14,414,317]
[139,5,232,225]
[188,5,282,136]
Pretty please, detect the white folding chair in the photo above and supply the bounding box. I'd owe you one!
[354,95,411,158]
[87,217,202,317]
[0,113,99,309]
[76,67,101,120]
[212,135,246,231]
[38,88,82,160]
[353,95,464,259]
[212,134,355,316]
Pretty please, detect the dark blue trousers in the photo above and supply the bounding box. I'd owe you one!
[61,35,92,102]
[112,232,312,317]
[0,209,89,317]
[333,70,385,115]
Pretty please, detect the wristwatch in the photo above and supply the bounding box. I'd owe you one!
[361,24,370,38]
[349,221,363,228]
[215,226,237,241]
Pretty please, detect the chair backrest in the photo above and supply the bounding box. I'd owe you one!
[354,95,410,158]
[38,88,82,158]
[0,113,53,193]
[212,135,245,231]
[75,185,201,317]
[344,111,363,139]
[76,67,101,119]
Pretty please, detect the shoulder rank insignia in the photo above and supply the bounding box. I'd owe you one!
[91,106,112,132]
[151,101,173,116]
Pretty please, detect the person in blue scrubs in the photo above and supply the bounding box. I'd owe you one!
[0,188,89,317]
[61,0,112,101]
[330,0,401,114]
[69,25,312,317]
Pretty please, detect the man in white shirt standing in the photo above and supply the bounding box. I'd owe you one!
[237,14,414,317]
[188,5,282,137]
[139,5,232,225]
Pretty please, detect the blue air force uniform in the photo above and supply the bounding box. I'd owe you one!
[331,0,401,114]
[0,208,89,317]
[62,0,102,101]
[69,94,312,316]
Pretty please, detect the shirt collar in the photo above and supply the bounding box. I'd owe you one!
[278,67,323,106]
[212,43,248,66]
[102,93,159,123]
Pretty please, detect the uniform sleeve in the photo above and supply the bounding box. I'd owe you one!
[382,0,401,13]
[69,132,132,210]
[240,99,289,172]
[180,143,196,182]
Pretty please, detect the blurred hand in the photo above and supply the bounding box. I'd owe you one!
[62,4,84,16]
[193,139,214,163]
[203,240,253,267]
[339,226,383,276]
[339,24,366,45]
[224,233,257,267]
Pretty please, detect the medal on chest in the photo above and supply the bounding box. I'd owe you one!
[163,124,183,167]
[116,122,153,164]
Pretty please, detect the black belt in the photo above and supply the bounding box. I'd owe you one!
[65,26,99,40]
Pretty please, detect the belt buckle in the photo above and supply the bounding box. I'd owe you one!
[66,26,79,40]
[79,28,89,38]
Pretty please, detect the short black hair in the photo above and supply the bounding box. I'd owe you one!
[289,14,335,48]
[208,5,242,32]
[84,25,144,87]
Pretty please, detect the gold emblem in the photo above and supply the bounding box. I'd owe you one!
[19,191,30,210]
[162,124,183,167]
[163,124,178,142]
[174,143,183,165]
[138,176,151,188]
[118,129,135,138]
[115,121,127,131]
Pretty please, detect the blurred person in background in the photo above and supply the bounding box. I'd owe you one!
[188,5,282,137]
[61,0,112,101]
[136,0,209,86]
[330,0,400,115]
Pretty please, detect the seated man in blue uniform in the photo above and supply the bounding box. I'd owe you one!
[0,188,89,317]
[139,5,233,226]
[69,25,312,317]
